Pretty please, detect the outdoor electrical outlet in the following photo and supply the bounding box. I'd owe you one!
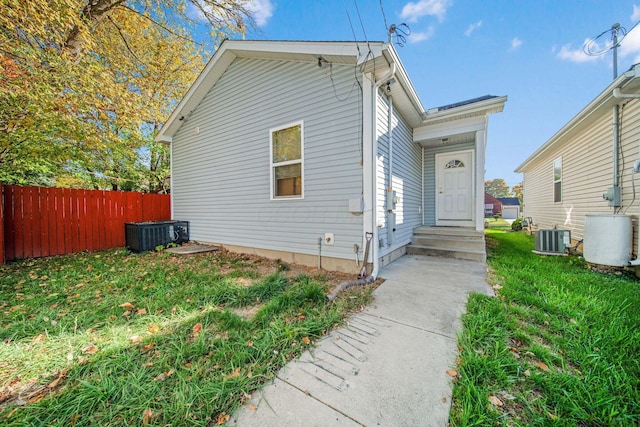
[324,233,334,245]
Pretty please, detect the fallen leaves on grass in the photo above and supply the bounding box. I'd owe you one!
[488,395,504,407]
[136,308,147,316]
[148,323,160,334]
[154,369,175,382]
[445,369,458,378]
[142,408,156,425]
[216,412,230,425]
[533,360,550,372]
[81,345,98,355]
[189,322,203,340]
[119,302,134,309]
[129,335,143,343]
[141,343,155,353]
[224,367,241,380]
[32,334,46,343]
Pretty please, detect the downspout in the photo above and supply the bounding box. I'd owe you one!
[386,91,394,246]
[369,63,396,278]
[613,105,619,189]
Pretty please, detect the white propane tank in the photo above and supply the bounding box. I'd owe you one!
[583,214,632,267]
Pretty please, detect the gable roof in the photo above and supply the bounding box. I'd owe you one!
[156,40,427,143]
[515,64,640,173]
[497,197,520,206]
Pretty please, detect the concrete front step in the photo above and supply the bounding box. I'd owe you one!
[406,245,486,262]
[407,226,486,262]
[413,226,484,238]
[411,235,486,251]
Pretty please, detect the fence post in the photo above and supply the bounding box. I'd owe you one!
[0,182,4,265]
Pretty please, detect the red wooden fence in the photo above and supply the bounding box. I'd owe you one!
[0,184,171,264]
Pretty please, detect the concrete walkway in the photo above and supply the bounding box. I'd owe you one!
[228,254,493,427]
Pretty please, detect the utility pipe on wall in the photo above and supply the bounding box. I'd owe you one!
[368,63,396,279]
[386,90,394,246]
[613,105,619,187]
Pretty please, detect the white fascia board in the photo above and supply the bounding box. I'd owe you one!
[383,44,427,117]
[231,40,381,61]
[414,115,486,141]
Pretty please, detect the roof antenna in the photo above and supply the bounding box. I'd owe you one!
[388,23,411,47]
[583,22,637,80]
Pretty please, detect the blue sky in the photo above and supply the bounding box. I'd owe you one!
[238,0,640,188]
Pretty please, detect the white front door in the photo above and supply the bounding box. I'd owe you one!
[436,150,474,225]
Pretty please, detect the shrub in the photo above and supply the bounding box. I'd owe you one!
[511,217,523,231]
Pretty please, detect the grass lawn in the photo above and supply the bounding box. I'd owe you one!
[484,217,511,229]
[450,230,640,425]
[0,248,373,426]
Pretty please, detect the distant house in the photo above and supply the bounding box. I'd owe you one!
[484,193,502,216]
[157,40,506,272]
[515,64,640,258]
[497,197,520,219]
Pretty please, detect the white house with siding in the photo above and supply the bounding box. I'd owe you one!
[157,40,506,274]
[515,65,640,263]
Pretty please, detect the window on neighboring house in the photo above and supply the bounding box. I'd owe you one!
[553,157,562,203]
[271,122,303,199]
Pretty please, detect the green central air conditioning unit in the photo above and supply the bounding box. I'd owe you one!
[534,229,570,255]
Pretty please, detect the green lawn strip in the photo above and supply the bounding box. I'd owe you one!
[450,230,640,426]
[484,217,511,229]
[0,249,372,426]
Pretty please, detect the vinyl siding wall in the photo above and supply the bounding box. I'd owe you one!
[171,57,364,260]
[375,92,423,254]
[521,100,640,256]
[423,141,476,225]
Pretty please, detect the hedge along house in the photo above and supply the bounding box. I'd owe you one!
[157,40,506,273]
[515,65,640,267]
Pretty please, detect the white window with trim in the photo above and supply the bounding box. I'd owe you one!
[270,121,303,199]
[553,157,562,203]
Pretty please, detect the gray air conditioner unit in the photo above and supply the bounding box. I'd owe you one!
[534,229,571,255]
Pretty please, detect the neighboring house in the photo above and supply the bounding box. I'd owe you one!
[484,193,502,216]
[515,64,640,258]
[157,40,506,273]
[497,197,520,219]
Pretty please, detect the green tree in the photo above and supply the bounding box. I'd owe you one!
[0,0,253,190]
[485,178,511,198]
[512,182,523,204]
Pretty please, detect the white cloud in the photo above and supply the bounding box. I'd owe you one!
[464,20,482,37]
[186,0,273,28]
[246,0,273,27]
[620,26,640,63]
[400,0,452,23]
[620,5,640,63]
[632,4,640,22]
[409,26,436,43]
[510,37,522,51]
[557,41,600,63]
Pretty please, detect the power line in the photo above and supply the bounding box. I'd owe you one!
[379,0,388,32]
